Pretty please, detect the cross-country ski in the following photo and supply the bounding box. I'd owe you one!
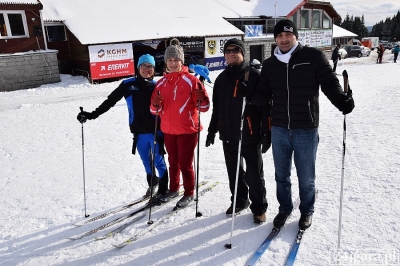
[72,194,149,227]
[67,181,207,241]
[112,182,219,248]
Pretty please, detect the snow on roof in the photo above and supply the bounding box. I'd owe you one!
[40,0,304,45]
[0,0,39,4]
[333,24,357,38]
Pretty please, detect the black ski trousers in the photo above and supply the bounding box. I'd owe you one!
[222,141,268,215]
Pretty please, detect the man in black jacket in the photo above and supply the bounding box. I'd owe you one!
[331,43,341,73]
[77,54,169,199]
[245,20,354,230]
[205,38,269,224]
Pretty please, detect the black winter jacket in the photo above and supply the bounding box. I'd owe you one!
[208,62,268,144]
[252,44,345,129]
[331,46,340,62]
[91,77,158,134]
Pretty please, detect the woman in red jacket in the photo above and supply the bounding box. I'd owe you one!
[150,38,210,208]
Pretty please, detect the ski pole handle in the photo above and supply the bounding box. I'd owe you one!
[342,70,349,94]
[80,106,83,112]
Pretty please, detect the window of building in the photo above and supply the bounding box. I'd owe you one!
[312,10,321,28]
[45,25,67,42]
[266,20,275,34]
[0,11,28,38]
[323,12,331,29]
[291,12,298,25]
[300,9,311,29]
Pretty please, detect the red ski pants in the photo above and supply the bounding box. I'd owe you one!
[164,133,197,196]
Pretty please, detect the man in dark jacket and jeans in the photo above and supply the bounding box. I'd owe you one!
[245,20,355,230]
[205,38,269,224]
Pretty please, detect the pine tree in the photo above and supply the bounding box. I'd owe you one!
[339,14,369,41]
[341,10,400,42]
[368,10,400,41]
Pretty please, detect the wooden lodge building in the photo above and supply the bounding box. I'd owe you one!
[1,0,344,90]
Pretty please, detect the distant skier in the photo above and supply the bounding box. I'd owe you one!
[393,45,399,63]
[331,44,341,73]
[377,43,384,63]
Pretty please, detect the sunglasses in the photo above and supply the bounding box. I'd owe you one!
[140,64,154,70]
[224,48,241,54]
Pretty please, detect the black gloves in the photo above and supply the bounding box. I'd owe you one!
[340,87,355,115]
[237,81,254,98]
[260,133,271,153]
[205,133,215,147]
[77,111,96,123]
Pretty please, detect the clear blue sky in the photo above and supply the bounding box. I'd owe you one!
[327,0,400,26]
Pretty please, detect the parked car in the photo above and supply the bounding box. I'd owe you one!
[362,47,371,56]
[343,45,363,58]
[338,48,348,59]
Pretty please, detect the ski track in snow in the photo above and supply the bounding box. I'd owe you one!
[0,51,399,266]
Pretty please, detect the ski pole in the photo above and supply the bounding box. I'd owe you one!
[79,107,90,218]
[147,91,160,225]
[337,70,349,250]
[225,70,249,249]
[195,78,204,218]
[225,95,247,249]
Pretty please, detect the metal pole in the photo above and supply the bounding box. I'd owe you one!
[337,70,349,250]
[79,107,89,218]
[195,79,205,217]
[147,91,160,224]
[225,97,246,249]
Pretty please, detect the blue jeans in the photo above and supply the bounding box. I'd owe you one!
[271,126,318,215]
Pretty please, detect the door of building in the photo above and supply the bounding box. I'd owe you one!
[250,45,263,62]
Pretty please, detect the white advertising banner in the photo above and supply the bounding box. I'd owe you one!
[298,29,332,47]
[88,43,134,80]
[204,36,241,71]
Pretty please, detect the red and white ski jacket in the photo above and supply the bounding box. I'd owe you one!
[150,66,210,135]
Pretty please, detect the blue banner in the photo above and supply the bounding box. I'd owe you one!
[204,57,227,71]
[245,25,264,37]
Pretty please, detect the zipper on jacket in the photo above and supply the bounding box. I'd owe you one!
[286,63,290,129]
[271,99,274,124]
[292,62,310,69]
[173,85,177,100]
[189,110,195,128]
[308,100,314,123]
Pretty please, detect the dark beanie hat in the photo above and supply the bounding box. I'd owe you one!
[274,19,298,39]
[223,38,245,55]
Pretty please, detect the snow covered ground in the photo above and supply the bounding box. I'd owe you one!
[1,49,399,266]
